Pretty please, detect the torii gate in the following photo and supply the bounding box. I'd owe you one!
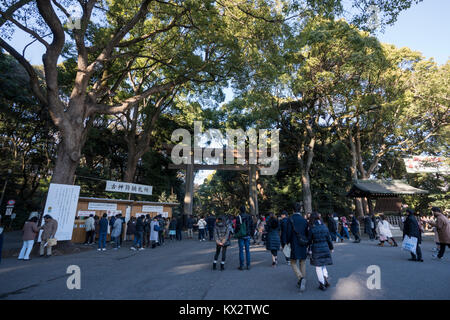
[167,146,264,217]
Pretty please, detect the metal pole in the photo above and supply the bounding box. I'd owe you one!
[0,180,7,211]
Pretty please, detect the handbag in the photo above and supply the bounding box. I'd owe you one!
[47,238,57,247]
[154,224,161,232]
[282,244,291,258]
[402,235,417,253]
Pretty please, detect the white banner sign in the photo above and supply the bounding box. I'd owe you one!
[107,209,122,217]
[162,212,169,218]
[88,202,117,211]
[142,205,163,213]
[404,156,449,174]
[39,183,80,242]
[135,213,146,218]
[77,210,96,217]
[105,181,153,195]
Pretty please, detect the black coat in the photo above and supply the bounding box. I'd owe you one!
[235,213,253,238]
[187,218,194,228]
[286,213,309,260]
[206,216,216,229]
[280,217,289,246]
[309,221,333,266]
[364,216,372,233]
[350,217,360,235]
[265,218,281,251]
[135,218,144,232]
[327,217,337,233]
[403,214,422,244]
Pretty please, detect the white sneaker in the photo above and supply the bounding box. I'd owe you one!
[97,248,101,251]
[431,247,438,252]
[139,247,145,251]
[130,247,137,251]
[432,254,441,259]
[102,248,106,251]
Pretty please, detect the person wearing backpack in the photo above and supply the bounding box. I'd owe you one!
[235,206,253,270]
[286,202,309,292]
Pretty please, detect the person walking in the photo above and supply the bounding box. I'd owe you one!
[235,206,253,270]
[143,215,151,248]
[280,210,290,265]
[150,216,160,249]
[308,212,334,291]
[340,216,350,241]
[98,213,108,251]
[427,207,450,260]
[364,215,375,240]
[286,202,309,291]
[350,214,361,243]
[39,215,58,258]
[84,214,95,245]
[265,213,281,267]
[18,216,39,260]
[327,213,342,242]
[111,214,122,249]
[403,209,423,262]
[213,216,231,271]
[131,216,145,250]
[371,214,378,240]
[376,215,398,246]
[197,216,207,241]
[187,215,194,239]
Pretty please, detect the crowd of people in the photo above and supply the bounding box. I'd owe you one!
[3,204,449,292]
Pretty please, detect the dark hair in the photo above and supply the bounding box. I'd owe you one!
[380,215,386,220]
[94,215,99,220]
[102,213,107,218]
[281,210,288,216]
[240,206,246,214]
[406,208,414,215]
[294,202,302,212]
[44,215,52,219]
[269,216,279,229]
[431,207,441,213]
[310,212,321,223]
[29,217,38,223]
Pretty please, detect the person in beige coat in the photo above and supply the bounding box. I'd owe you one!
[427,207,450,259]
[39,215,58,257]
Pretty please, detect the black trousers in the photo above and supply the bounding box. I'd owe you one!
[214,245,227,262]
[411,244,422,260]
[438,243,450,258]
[85,230,95,244]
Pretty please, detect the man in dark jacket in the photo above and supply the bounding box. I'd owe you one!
[235,206,253,270]
[327,213,341,242]
[364,215,375,240]
[176,216,183,241]
[286,202,309,292]
[187,215,194,239]
[280,211,290,265]
[207,214,216,241]
[109,215,116,244]
[350,214,361,243]
[98,213,109,251]
[403,209,423,262]
[132,216,144,250]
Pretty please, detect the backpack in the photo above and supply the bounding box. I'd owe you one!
[289,217,308,246]
[234,215,247,239]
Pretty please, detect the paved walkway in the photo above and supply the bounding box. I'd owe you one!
[0,235,449,300]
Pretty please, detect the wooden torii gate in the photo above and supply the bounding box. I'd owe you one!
[167,146,264,217]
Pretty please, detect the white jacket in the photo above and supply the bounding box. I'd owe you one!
[197,219,207,229]
[85,217,95,232]
[377,220,392,238]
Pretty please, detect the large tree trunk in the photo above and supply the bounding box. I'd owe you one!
[124,142,139,183]
[301,168,313,214]
[348,133,364,217]
[51,126,84,185]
